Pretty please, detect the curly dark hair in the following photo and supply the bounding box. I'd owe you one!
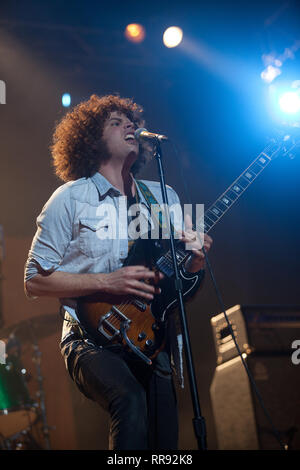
[51,94,150,182]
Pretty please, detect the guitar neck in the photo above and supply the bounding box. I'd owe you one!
[202,148,273,234]
[156,142,277,275]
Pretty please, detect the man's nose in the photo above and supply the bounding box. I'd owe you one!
[125,121,135,131]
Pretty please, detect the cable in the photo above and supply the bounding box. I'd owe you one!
[201,243,287,450]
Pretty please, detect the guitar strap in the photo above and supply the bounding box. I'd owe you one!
[135,180,177,236]
[135,180,160,207]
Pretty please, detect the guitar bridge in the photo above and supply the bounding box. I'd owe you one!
[97,306,131,340]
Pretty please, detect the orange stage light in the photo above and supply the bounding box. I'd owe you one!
[124,24,145,43]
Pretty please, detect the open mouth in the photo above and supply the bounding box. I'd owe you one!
[124,133,136,142]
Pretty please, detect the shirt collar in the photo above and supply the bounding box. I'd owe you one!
[91,172,121,198]
[91,172,149,207]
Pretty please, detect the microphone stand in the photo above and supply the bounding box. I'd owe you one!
[153,140,207,450]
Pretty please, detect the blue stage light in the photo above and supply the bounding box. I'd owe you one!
[267,83,300,124]
[279,91,300,114]
[62,93,71,107]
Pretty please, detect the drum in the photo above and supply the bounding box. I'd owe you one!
[0,429,42,450]
[0,355,37,438]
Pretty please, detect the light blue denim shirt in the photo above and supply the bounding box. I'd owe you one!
[24,172,184,352]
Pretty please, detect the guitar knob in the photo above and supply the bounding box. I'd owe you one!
[145,339,153,348]
[138,332,147,341]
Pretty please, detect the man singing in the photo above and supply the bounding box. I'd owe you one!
[24,94,212,449]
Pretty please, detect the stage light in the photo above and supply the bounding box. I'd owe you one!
[163,27,183,48]
[124,24,145,43]
[62,93,71,107]
[279,91,300,114]
[267,84,300,124]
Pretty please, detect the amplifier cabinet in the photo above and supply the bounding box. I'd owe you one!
[210,305,300,450]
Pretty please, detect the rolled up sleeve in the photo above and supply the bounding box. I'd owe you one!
[24,185,74,293]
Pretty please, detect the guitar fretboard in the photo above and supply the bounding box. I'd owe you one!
[203,150,272,234]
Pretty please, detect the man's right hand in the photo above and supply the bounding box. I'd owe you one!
[101,266,164,301]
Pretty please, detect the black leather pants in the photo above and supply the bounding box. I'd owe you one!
[60,337,178,450]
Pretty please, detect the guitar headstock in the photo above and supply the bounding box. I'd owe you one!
[269,126,300,160]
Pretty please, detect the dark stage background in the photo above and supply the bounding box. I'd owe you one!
[0,0,299,450]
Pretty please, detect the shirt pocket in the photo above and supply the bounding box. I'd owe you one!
[79,218,111,259]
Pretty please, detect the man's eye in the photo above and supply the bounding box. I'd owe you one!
[112,121,120,126]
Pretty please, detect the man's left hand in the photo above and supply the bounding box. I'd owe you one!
[179,214,213,273]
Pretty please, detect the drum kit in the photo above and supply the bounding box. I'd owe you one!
[0,225,60,450]
[0,314,61,450]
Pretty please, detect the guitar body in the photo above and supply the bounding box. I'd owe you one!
[77,238,204,361]
[77,292,165,359]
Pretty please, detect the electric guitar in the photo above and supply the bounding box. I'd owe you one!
[77,132,299,364]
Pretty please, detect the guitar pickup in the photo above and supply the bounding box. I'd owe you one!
[131,299,147,312]
[111,306,132,322]
[156,256,174,277]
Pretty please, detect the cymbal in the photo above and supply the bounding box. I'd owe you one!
[0,313,62,344]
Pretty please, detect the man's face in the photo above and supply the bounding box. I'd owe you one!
[101,111,139,162]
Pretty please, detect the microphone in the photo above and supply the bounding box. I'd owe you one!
[134,128,168,142]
